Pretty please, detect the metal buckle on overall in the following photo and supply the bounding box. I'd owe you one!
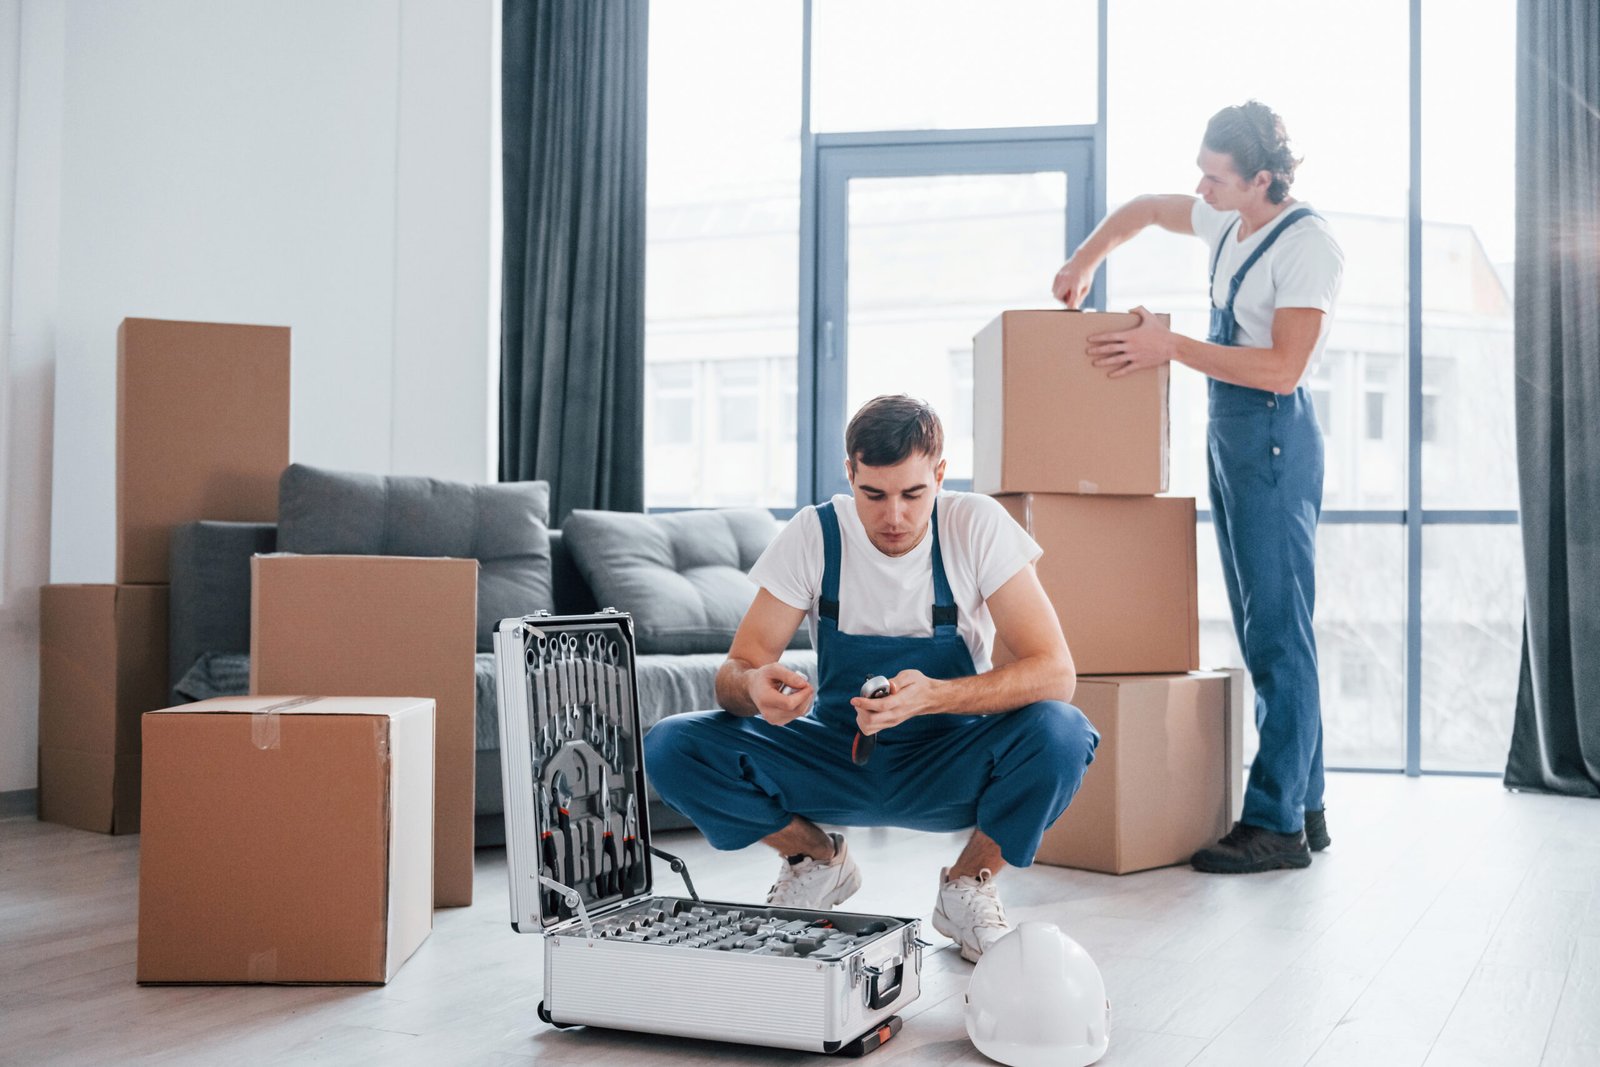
[1208,306,1236,346]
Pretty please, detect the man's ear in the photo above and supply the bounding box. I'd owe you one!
[843,456,854,487]
[934,458,947,487]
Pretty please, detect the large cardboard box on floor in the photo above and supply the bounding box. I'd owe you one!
[251,554,478,907]
[973,309,1169,496]
[137,695,434,984]
[118,317,291,585]
[994,493,1198,675]
[37,584,169,834]
[1037,671,1241,875]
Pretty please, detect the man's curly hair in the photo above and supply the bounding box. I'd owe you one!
[1204,100,1303,204]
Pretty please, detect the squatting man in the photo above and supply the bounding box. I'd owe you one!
[645,395,1099,962]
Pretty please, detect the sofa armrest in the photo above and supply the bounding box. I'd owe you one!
[168,520,277,704]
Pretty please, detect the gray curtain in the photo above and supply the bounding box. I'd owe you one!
[501,0,647,523]
[1505,0,1600,795]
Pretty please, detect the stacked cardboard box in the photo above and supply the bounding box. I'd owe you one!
[973,309,1235,874]
[37,319,290,833]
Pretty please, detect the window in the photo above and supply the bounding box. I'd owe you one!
[636,0,1521,777]
[811,0,1097,133]
[649,363,695,446]
[643,0,802,508]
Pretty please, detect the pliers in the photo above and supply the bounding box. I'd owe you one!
[541,784,564,918]
[621,794,641,895]
[553,770,576,899]
[598,772,620,897]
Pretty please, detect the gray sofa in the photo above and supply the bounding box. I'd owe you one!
[168,464,817,845]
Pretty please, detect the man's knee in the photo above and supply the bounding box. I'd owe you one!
[1015,700,1099,768]
[642,713,710,797]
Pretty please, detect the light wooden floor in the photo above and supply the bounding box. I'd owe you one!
[3,774,1597,1066]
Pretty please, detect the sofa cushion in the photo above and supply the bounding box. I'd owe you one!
[277,463,553,652]
[562,508,809,655]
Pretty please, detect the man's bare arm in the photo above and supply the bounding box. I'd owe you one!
[715,588,814,724]
[851,564,1075,732]
[1053,194,1198,307]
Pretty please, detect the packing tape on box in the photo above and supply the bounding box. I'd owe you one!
[252,696,321,750]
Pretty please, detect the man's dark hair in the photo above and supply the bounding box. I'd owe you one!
[1203,100,1302,204]
[845,395,944,470]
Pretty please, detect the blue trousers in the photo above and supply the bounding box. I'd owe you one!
[643,701,1099,869]
[1207,379,1326,834]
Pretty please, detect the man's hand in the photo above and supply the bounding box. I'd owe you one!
[1085,305,1176,378]
[748,663,814,727]
[1051,254,1096,307]
[850,669,947,736]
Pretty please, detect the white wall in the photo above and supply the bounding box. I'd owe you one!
[1,0,498,794]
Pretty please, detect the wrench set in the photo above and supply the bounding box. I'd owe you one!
[522,626,642,918]
[494,611,922,1056]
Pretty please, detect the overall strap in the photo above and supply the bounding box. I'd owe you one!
[817,501,841,622]
[1208,218,1239,306]
[929,503,958,630]
[1221,207,1319,312]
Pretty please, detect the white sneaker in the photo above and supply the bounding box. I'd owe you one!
[931,867,1012,963]
[765,832,861,910]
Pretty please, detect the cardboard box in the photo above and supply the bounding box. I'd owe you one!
[250,554,477,907]
[37,584,169,833]
[973,309,1169,496]
[137,695,433,984]
[117,317,291,584]
[1036,672,1236,874]
[996,493,1198,675]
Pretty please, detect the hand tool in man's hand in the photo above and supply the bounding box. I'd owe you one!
[854,675,891,766]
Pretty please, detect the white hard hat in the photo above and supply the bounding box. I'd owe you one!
[964,920,1110,1067]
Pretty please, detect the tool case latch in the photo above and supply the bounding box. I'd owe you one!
[539,876,595,938]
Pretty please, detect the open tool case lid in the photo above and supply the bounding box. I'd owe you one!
[494,610,698,933]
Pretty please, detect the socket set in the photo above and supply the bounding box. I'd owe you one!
[586,898,901,960]
[494,611,922,1056]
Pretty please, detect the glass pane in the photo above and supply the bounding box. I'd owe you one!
[1422,0,1517,509]
[1198,522,1406,771]
[1106,0,1409,509]
[1422,525,1523,771]
[811,0,1097,133]
[644,1,801,508]
[843,172,1068,480]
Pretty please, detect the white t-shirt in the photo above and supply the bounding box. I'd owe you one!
[748,491,1042,673]
[1191,199,1345,385]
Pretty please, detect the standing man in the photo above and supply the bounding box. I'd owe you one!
[1051,101,1344,873]
[645,395,1098,961]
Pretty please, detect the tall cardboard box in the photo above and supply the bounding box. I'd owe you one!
[1037,672,1238,874]
[137,695,434,984]
[995,493,1198,675]
[118,317,291,584]
[37,584,169,833]
[973,309,1169,496]
[251,554,478,907]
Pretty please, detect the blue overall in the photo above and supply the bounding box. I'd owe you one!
[644,501,1099,868]
[1206,207,1326,835]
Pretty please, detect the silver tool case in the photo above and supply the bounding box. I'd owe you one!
[494,610,922,1055]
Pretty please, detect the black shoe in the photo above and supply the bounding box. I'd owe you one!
[1304,809,1331,852]
[1191,821,1311,873]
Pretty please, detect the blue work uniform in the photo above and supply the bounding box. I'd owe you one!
[644,500,1099,868]
[1206,206,1327,835]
